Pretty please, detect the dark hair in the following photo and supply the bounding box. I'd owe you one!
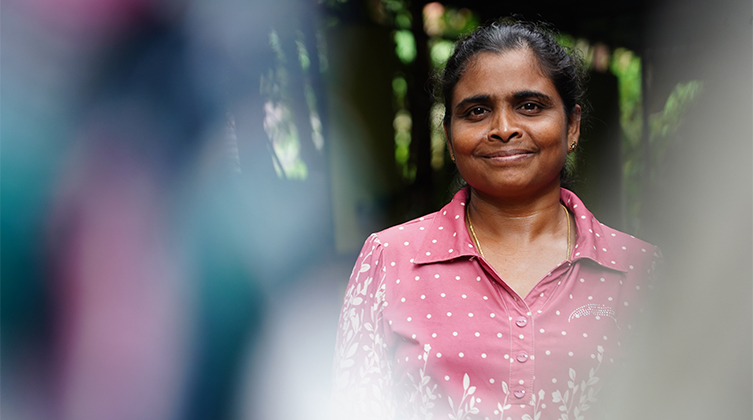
[441,19,587,126]
[439,19,587,187]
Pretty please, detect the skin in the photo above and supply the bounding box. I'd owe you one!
[445,48,581,298]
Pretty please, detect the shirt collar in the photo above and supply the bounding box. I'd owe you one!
[561,188,627,272]
[413,187,627,273]
[411,188,476,265]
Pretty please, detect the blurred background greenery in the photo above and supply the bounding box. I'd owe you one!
[252,0,714,251]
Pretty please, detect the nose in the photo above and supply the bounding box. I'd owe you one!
[488,109,520,142]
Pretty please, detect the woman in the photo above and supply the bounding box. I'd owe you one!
[333,20,659,420]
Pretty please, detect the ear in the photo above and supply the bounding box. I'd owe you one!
[567,105,582,151]
[444,123,455,162]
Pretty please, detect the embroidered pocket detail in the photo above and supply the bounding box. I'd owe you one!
[568,304,618,327]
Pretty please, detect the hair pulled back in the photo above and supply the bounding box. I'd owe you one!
[440,19,587,128]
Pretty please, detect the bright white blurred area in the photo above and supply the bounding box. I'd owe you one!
[1,0,750,420]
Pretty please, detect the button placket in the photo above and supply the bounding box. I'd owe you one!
[508,303,534,404]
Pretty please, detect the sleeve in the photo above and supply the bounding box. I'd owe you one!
[332,234,395,420]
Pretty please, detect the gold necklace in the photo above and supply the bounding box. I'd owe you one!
[563,204,571,260]
[466,203,572,260]
[466,205,485,258]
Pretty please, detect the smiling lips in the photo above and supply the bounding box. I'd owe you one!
[482,149,535,162]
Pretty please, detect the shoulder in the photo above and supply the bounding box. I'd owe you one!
[350,211,440,280]
[598,223,661,277]
[562,188,659,269]
[600,223,659,258]
[371,187,468,246]
[369,211,439,249]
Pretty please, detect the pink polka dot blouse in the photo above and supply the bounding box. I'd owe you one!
[333,187,659,420]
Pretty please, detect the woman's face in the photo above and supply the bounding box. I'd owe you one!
[446,48,580,200]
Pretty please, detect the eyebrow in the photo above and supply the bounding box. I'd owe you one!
[454,94,491,113]
[512,90,553,102]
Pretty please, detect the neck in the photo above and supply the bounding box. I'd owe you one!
[467,186,564,240]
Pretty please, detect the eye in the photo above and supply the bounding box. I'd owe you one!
[462,106,490,120]
[519,102,541,112]
[469,106,487,116]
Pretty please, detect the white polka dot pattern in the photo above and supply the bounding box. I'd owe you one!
[333,187,659,420]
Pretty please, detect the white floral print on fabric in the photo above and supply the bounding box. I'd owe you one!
[332,237,395,420]
[406,344,439,419]
[551,345,605,420]
[448,373,479,420]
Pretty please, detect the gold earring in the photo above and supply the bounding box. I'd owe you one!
[569,142,577,152]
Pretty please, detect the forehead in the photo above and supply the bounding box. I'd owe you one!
[452,48,559,103]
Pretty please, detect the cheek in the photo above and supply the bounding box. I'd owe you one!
[533,120,569,148]
[449,125,480,153]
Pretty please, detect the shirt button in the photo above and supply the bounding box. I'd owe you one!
[515,316,527,327]
[514,389,526,399]
[516,352,529,363]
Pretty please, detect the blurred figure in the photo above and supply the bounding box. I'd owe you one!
[1,1,295,419]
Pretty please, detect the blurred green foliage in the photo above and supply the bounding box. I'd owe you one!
[394,30,417,64]
[429,39,454,69]
[260,26,327,180]
[611,47,702,232]
[610,48,644,230]
[649,80,703,166]
[262,31,308,179]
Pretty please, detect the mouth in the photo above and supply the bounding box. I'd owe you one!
[482,149,535,162]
